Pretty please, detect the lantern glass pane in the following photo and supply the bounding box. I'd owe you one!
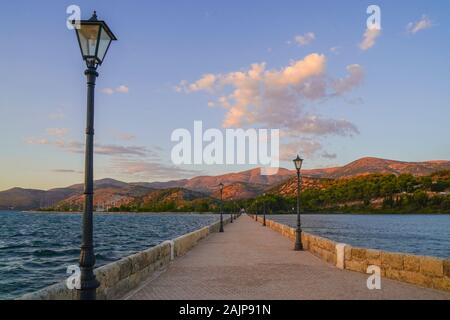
[293,157,303,170]
[97,27,113,62]
[77,24,100,58]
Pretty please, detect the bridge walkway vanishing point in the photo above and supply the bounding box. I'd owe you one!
[124,215,450,300]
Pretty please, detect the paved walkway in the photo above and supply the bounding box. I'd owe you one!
[125,215,450,300]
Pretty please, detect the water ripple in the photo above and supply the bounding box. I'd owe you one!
[269,214,450,259]
[0,211,220,300]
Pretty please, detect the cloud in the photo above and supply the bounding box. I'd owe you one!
[178,53,361,135]
[112,159,202,180]
[46,128,69,137]
[359,28,381,51]
[51,169,82,174]
[187,74,217,92]
[26,138,153,157]
[406,15,433,34]
[294,115,359,136]
[101,88,115,95]
[329,46,340,55]
[332,64,364,94]
[113,131,136,141]
[321,152,337,159]
[280,141,340,162]
[266,54,325,87]
[95,144,149,157]
[52,140,84,153]
[293,32,316,46]
[26,138,49,145]
[28,133,185,181]
[48,109,65,120]
[115,85,129,93]
[345,97,364,105]
[180,54,330,128]
[280,140,323,161]
[178,53,363,162]
[101,85,129,95]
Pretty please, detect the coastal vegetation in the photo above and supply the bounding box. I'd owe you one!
[249,171,450,214]
[47,170,450,214]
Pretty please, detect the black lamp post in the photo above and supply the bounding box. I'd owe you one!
[293,155,304,251]
[72,11,117,300]
[219,183,224,232]
[262,193,266,227]
[230,197,233,223]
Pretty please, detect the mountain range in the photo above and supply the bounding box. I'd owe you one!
[1,157,450,210]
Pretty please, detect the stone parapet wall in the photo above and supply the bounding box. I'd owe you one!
[302,233,337,265]
[250,214,336,265]
[344,245,450,292]
[250,214,449,292]
[173,227,210,257]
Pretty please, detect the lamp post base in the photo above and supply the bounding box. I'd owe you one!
[294,230,303,251]
[77,276,100,300]
[219,214,224,232]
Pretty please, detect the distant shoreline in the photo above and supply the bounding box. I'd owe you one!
[11,210,450,215]
[20,210,219,215]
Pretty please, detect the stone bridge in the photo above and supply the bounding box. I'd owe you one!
[20,214,450,300]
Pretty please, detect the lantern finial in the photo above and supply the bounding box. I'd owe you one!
[90,11,98,21]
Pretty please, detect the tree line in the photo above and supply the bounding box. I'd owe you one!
[245,171,450,213]
[51,171,450,214]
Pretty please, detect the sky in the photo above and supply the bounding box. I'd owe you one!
[1,0,450,191]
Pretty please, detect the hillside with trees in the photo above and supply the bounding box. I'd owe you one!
[244,171,450,214]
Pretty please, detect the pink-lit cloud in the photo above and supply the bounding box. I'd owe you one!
[111,158,202,180]
[177,53,363,160]
[26,138,152,157]
[101,85,130,95]
[46,128,69,137]
[359,28,381,51]
[406,15,433,34]
[293,32,316,46]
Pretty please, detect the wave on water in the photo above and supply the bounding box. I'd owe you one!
[0,211,220,300]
